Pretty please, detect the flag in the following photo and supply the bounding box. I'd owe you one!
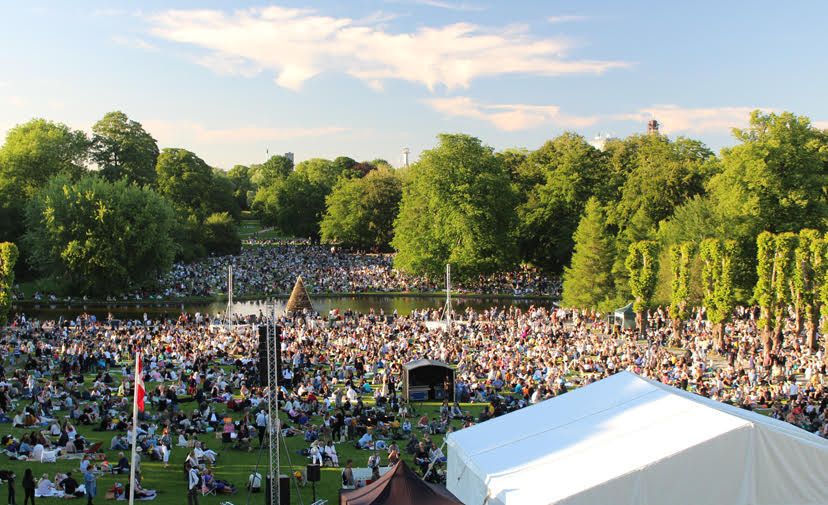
[135,352,145,412]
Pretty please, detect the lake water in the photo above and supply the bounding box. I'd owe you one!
[14,295,557,321]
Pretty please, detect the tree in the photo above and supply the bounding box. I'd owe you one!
[0,242,19,326]
[250,155,293,188]
[516,133,610,272]
[709,111,828,292]
[561,198,615,309]
[320,167,402,249]
[23,175,176,296]
[699,239,737,349]
[668,242,695,340]
[228,165,255,211]
[0,119,89,242]
[203,212,241,256]
[90,111,159,186]
[626,240,660,334]
[755,232,798,353]
[392,134,518,281]
[793,230,828,350]
[208,170,241,220]
[155,148,214,219]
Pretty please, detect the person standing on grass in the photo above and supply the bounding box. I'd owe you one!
[21,469,34,505]
[187,463,200,505]
[7,471,15,505]
[83,466,97,505]
[256,409,267,446]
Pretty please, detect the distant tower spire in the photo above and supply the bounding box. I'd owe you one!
[402,147,410,167]
[647,119,660,135]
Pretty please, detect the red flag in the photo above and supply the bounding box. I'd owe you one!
[135,352,145,412]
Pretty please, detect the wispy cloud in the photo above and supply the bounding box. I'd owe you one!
[617,105,776,135]
[813,120,828,130]
[92,8,127,17]
[147,6,627,91]
[547,15,587,24]
[111,35,158,51]
[409,0,485,11]
[424,96,599,131]
[424,98,775,134]
[141,120,348,146]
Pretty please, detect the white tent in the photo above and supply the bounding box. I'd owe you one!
[447,371,828,505]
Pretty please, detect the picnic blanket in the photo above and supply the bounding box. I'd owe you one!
[116,489,157,501]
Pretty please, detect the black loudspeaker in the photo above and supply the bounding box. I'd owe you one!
[263,476,290,505]
[258,325,282,386]
[307,464,321,482]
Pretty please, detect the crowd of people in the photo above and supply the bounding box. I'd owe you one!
[0,297,825,499]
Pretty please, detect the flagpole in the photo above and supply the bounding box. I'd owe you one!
[128,351,140,505]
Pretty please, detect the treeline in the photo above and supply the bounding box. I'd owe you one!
[1,109,826,300]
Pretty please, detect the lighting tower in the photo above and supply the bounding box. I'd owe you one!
[402,147,410,167]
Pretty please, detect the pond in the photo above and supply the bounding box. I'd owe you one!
[14,295,558,321]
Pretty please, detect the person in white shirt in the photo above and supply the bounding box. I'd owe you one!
[187,464,200,505]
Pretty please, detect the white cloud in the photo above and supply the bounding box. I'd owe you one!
[147,6,627,91]
[813,121,828,130]
[424,96,600,131]
[547,15,587,24]
[618,105,775,135]
[111,35,158,51]
[141,120,348,146]
[408,0,484,11]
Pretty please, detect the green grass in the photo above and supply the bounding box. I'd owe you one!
[0,372,485,505]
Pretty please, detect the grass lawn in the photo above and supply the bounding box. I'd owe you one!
[0,377,486,505]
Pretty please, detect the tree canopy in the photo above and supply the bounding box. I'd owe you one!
[91,111,159,186]
[392,134,518,281]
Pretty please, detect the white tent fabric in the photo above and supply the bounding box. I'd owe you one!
[446,371,828,505]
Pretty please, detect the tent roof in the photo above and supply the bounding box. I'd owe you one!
[447,371,828,505]
[340,461,462,505]
[613,302,634,315]
[285,275,314,313]
[402,359,453,371]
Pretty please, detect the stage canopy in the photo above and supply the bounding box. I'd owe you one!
[340,461,462,505]
[447,371,828,505]
[402,359,455,402]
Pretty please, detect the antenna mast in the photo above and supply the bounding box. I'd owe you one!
[225,265,234,324]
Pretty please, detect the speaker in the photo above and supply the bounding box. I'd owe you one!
[258,325,282,386]
[263,475,290,505]
[307,464,321,482]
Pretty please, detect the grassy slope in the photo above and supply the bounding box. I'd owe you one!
[0,374,485,505]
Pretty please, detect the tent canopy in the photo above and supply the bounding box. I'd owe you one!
[612,302,636,329]
[340,461,462,505]
[402,359,455,402]
[447,371,828,505]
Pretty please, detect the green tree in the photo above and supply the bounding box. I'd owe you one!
[699,239,737,349]
[209,169,241,219]
[0,119,89,242]
[626,240,660,334]
[793,230,828,350]
[228,165,255,211]
[155,148,214,219]
[561,198,615,309]
[250,155,293,188]
[709,111,828,291]
[320,167,402,249]
[668,242,695,340]
[0,242,19,326]
[755,232,798,353]
[90,111,159,186]
[517,133,610,272]
[392,134,518,281]
[23,175,176,296]
[203,212,241,256]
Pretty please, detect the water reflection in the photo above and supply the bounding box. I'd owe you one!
[17,295,556,320]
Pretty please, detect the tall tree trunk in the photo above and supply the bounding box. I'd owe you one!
[713,322,725,351]
[671,317,682,344]
[760,327,773,356]
[636,310,648,337]
[806,306,819,351]
[772,324,784,351]
[793,305,803,337]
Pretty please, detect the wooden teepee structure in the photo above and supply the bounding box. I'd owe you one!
[285,275,314,314]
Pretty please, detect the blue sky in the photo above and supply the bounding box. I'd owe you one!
[2,1,826,169]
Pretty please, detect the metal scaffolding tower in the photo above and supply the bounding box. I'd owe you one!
[225,265,234,324]
[444,263,452,333]
[265,303,280,505]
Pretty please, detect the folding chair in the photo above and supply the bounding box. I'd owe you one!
[202,482,217,497]
[221,432,232,451]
